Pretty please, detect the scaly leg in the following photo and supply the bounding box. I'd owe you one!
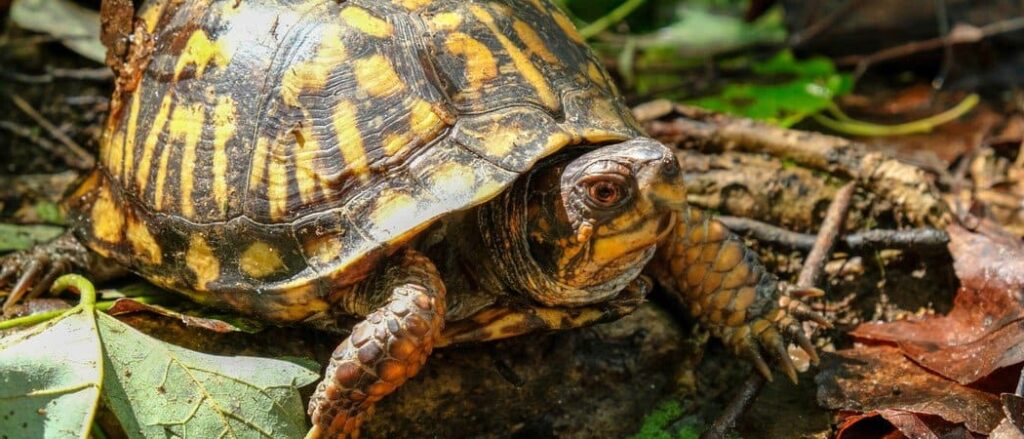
[437,276,649,347]
[647,207,828,383]
[0,232,124,312]
[307,249,446,439]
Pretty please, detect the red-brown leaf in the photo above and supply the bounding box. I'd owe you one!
[851,222,1024,384]
[816,346,1005,434]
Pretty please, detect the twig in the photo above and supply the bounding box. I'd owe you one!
[8,93,94,170]
[701,182,857,439]
[578,0,647,39]
[836,16,1024,80]
[718,216,949,253]
[0,67,113,83]
[0,121,90,171]
[638,102,951,229]
[787,0,866,47]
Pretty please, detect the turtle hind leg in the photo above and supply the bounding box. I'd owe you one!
[0,231,123,312]
[307,248,446,439]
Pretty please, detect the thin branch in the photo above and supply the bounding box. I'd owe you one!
[8,94,94,170]
[719,216,950,253]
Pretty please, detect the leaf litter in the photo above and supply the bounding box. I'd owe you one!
[817,220,1024,437]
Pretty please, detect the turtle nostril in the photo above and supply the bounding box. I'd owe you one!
[660,158,680,179]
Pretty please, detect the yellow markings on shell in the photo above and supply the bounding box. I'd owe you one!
[211,96,235,216]
[382,133,408,157]
[469,5,558,110]
[239,241,286,278]
[340,6,393,38]
[121,86,143,183]
[587,62,606,86]
[248,136,270,195]
[186,235,219,290]
[332,101,370,178]
[304,235,344,268]
[104,118,124,178]
[427,162,475,195]
[431,12,463,30]
[551,8,585,43]
[513,20,559,64]
[281,26,347,107]
[171,103,205,217]
[409,99,444,138]
[370,190,420,235]
[353,54,405,98]
[91,186,125,244]
[135,93,173,193]
[292,125,322,204]
[393,0,431,10]
[266,141,290,221]
[138,1,166,32]
[126,217,162,265]
[444,32,498,90]
[174,30,232,81]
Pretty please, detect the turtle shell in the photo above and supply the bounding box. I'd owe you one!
[73,0,642,322]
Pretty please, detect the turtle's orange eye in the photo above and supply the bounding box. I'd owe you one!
[587,180,624,208]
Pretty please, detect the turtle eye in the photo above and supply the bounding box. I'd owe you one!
[581,175,632,209]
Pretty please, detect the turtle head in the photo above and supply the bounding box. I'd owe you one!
[521,138,684,306]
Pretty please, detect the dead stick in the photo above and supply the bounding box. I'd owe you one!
[718,217,949,253]
[701,182,857,439]
[9,94,95,170]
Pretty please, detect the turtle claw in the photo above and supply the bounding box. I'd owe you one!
[0,233,88,312]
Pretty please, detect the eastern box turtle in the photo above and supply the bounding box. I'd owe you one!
[0,0,827,437]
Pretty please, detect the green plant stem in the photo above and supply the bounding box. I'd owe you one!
[579,0,647,39]
[812,93,979,136]
[52,274,96,308]
[0,296,161,330]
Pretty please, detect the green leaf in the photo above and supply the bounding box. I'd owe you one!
[0,223,65,252]
[98,312,319,438]
[0,306,102,439]
[687,51,853,126]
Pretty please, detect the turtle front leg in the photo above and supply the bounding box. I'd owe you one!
[647,207,828,383]
[437,276,649,347]
[0,232,124,311]
[307,249,446,439]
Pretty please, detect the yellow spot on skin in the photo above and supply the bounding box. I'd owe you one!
[513,20,559,64]
[91,186,125,244]
[469,5,559,110]
[393,0,431,10]
[281,27,347,107]
[211,96,235,216]
[444,32,498,89]
[353,54,405,97]
[333,101,370,177]
[551,8,585,43]
[240,242,286,278]
[186,235,219,290]
[126,217,162,264]
[174,30,232,80]
[135,94,173,193]
[340,6,393,38]
[431,12,463,30]
[172,103,205,217]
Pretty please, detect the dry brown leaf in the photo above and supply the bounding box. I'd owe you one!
[852,222,1024,384]
[817,346,1005,434]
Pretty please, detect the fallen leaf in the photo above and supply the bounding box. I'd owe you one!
[98,311,318,438]
[106,298,264,334]
[836,410,972,439]
[0,306,101,438]
[816,346,1005,434]
[851,222,1024,384]
[10,0,105,63]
